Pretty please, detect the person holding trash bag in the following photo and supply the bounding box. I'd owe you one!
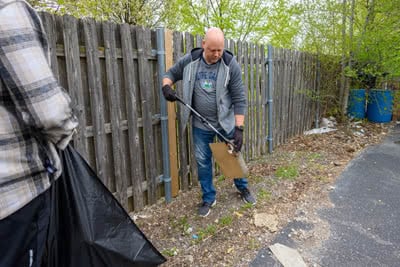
[0,1,78,266]
[162,27,256,217]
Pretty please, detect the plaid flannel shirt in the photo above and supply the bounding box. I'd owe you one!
[0,0,78,219]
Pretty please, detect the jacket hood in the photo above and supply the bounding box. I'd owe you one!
[190,47,234,66]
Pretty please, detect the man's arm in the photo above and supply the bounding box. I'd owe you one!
[162,53,192,102]
[235,114,245,127]
[162,77,174,87]
[0,1,77,149]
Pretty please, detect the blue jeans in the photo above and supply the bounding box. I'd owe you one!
[193,126,248,203]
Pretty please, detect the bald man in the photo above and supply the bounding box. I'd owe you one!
[162,27,256,217]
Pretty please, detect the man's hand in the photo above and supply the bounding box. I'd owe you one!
[162,84,177,102]
[233,126,244,152]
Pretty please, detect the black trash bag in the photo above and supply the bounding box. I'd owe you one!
[44,145,166,267]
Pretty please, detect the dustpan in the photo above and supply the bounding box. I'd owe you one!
[209,142,248,178]
[175,95,248,178]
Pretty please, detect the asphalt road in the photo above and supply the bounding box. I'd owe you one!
[251,124,400,267]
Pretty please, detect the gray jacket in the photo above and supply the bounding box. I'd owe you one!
[164,48,247,133]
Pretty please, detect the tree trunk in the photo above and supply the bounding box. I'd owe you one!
[342,0,356,115]
[340,0,348,117]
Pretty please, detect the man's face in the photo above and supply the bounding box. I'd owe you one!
[202,38,224,64]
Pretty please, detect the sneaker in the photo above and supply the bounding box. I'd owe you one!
[239,188,256,205]
[198,200,216,217]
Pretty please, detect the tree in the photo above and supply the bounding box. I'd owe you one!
[163,0,300,45]
[28,0,171,28]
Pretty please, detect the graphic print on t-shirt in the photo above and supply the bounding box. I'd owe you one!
[196,71,217,92]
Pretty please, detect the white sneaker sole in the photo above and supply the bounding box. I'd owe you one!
[199,200,216,217]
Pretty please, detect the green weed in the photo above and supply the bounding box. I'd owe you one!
[307,152,322,161]
[275,165,299,180]
[219,215,233,226]
[216,175,226,183]
[240,202,254,211]
[162,247,178,257]
[196,224,217,241]
[257,189,271,202]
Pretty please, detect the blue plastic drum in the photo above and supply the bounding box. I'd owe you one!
[348,89,366,119]
[367,89,393,123]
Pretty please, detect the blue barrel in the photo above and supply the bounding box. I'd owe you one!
[347,89,366,119]
[367,89,393,123]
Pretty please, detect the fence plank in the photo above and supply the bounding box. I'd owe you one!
[293,51,300,137]
[260,45,267,154]
[277,49,283,144]
[61,15,88,158]
[136,26,158,204]
[249,43,255,158]
[103,22,128,209]
[184,32,197,188]
[40,12,59,79]
[165,29,179,197]
[299,53,305,134]
[288,50,295,138]
[243,42,250,161]
[196,34,202,48]
[255,44,261,155]
[174,31,189,192]
[83,18,108,183]
[120,24,144,210]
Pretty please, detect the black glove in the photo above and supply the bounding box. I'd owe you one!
[162,84,177,102]
[233,126,244,152]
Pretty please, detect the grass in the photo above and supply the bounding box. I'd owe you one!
[275,165,299,180]
[257,188,272,202]
[171,216,191,235]
[240,202,254,211]
[216,174,226,183]
[196,224,218,242]
[307,152,322,161]
[162,247,178,257]
[219,215,233,226]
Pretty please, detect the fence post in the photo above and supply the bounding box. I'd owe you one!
[157,27,172,203]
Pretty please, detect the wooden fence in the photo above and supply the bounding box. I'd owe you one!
[38,12,340,213]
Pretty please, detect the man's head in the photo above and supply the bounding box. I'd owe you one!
[202,27,225,64]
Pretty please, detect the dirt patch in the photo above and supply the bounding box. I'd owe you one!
[134,121,393,266]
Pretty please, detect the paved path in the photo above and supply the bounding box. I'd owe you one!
[251,124,400,267]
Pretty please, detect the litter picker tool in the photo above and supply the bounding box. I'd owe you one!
[175,95,248,178]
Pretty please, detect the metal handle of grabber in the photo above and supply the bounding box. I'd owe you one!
[174,95,237,150]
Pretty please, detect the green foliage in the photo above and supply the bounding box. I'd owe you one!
[394,91,400,115]
[216,175,226,183]
[33,0,170,28]
[163,0,300,45]
[218,215,233,226]
[240,202,254,211]
[307,153,322,161]
[196,224,217,241]
[162,247,178,257]
[275,165,298,180]
[257,188,271,202]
